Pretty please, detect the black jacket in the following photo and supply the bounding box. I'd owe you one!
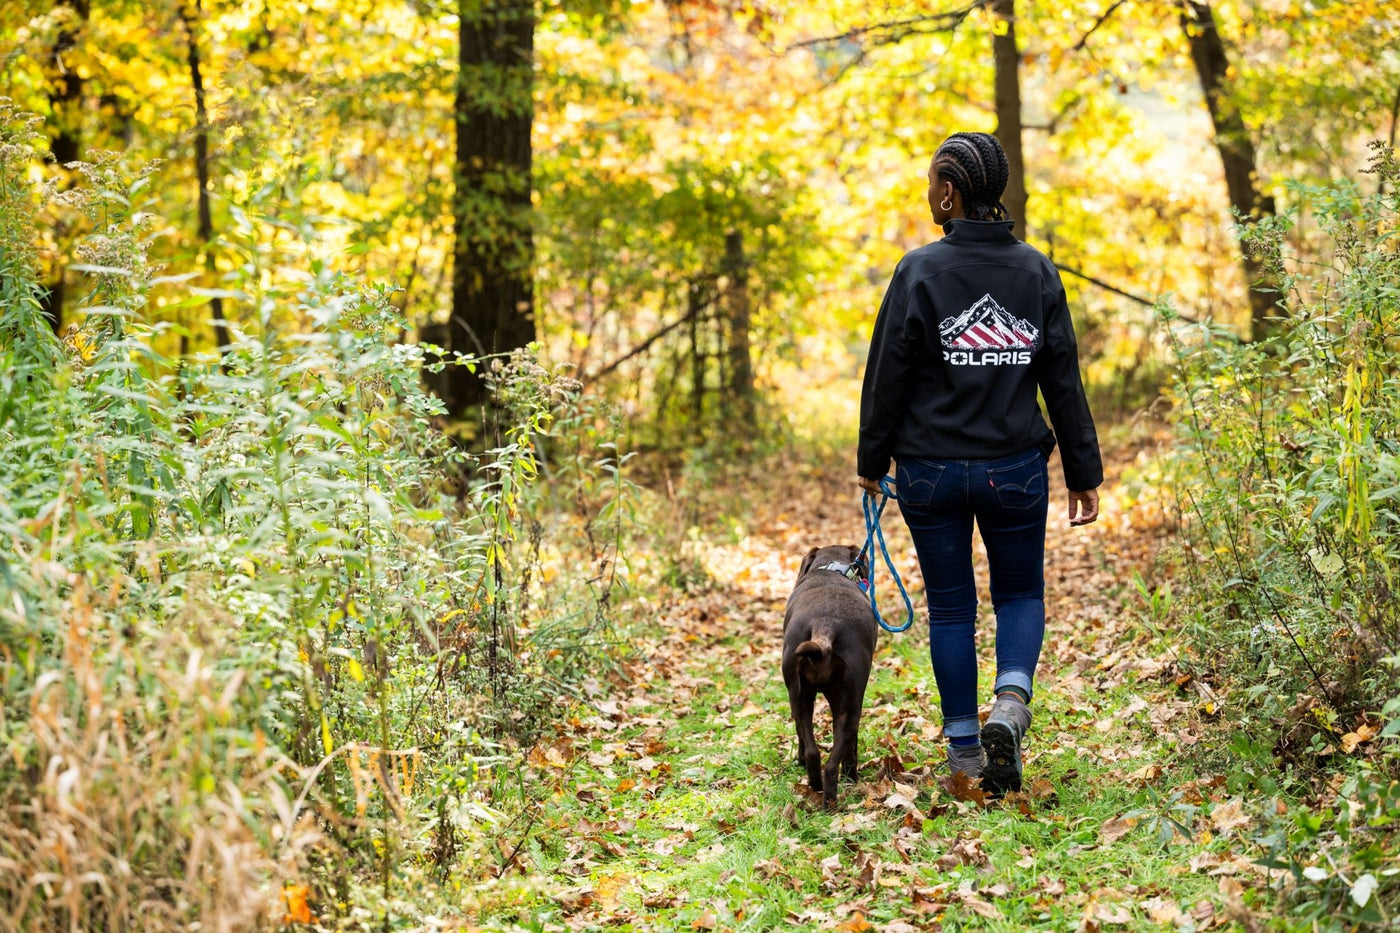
[858,220,1103,492]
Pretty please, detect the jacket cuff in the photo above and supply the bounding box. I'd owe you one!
[1064,463,1104,492]
[857,454,891,480]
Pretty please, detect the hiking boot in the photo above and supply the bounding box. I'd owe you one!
[946,743,984,780]
[981,694,1031,796]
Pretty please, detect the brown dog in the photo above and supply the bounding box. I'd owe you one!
[781,544,879,807]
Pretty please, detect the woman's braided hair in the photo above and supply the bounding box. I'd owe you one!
[935,132,1011,222]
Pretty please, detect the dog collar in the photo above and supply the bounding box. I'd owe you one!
[815,560,867,582]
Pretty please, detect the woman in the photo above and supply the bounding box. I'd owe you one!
[857,132,1102,796]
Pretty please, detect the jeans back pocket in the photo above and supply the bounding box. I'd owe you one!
[987,455,1046,511]
[895,460,947,508]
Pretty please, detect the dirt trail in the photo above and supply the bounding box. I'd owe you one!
[503,438,1270,931]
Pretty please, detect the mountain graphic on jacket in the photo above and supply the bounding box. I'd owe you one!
[939,294,1039,350]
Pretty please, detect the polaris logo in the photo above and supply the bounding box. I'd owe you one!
[939,294,1038,366]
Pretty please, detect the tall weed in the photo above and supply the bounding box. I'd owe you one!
[0,101,629,929]
[1161,144,1400,729]
[1156,142,1400,927]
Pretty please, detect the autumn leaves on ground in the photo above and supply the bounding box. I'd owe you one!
[473,429,1280,931]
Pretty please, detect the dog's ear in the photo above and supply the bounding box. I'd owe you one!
[798,546,821,578]
[846,544,860,561]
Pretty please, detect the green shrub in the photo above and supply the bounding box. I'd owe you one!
[1155,142,1400,928]
[0,101,630,929]
[1159,143,1400,727]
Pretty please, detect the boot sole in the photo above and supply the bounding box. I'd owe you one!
[980,721,1022,796]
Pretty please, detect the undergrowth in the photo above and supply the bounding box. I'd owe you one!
[0,101,635,929]
[1155,142,1400,928]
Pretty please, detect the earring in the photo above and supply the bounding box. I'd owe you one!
[940,195,953,211]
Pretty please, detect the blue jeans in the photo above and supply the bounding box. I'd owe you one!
[894,448,1049,743]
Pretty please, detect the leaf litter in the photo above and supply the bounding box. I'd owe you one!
[488,437,1277,930]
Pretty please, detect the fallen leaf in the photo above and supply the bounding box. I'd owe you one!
[878,922,922,933]
[692,908,717,930]
[737,699,764,718]
[939,770,988,805]
[552,888,596,913]
[1189,852,1223,873]
[1140,896,1182,923]
[883,791,923,817]
[597,837,627,858]
[281,884,313,924]
[1095,901,1133,924]
[837,912,872,932]
[955,891,1003,919]
[853,854,880,892]
[1099,816,1137,845]
[1209,798,1250,834]
[1341,723,1378,753]
[935,836,986,870]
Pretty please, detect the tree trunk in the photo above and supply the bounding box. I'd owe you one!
[991,0,1027,238]
[446,0,536,417]
[41,0,90,334]
[689,281,706,429]
[721,231,754,424]
[179,0,230,366]
[1179,0,1279,340]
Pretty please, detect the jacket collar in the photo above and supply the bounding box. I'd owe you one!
[940,219,1018,244]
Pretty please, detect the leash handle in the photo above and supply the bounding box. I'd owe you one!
[862,477,916,634]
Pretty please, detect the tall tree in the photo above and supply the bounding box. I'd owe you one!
[40,0,89,333]
[448,0,537,418]
[721,230,754,424]
[1179,0,1279,340]
[991,0,1026,238]
[177,0,230,365]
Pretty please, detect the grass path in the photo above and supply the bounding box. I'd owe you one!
[475,439,1276,931]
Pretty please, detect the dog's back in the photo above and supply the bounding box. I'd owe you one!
[784,578,876,681]
[781,545,880,806]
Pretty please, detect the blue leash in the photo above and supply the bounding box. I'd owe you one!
[860,477,916,634]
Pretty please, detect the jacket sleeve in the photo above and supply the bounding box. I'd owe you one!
[858,265,920,480]
[1032,273,1103,491]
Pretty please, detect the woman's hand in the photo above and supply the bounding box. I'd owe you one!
[1068,488,1100,526]
[857,476,883,495]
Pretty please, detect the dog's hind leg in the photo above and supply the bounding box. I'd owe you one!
[824,700,859,807]
[841,706,863,784]
[788,684,823,793]
[825,678,866,805]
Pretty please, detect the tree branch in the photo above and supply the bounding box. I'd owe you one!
[787,0,990,51]
[587,280,716,380]
[1072,0,1129,52]
[1055,263,1155,307]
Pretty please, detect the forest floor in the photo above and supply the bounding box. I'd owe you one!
[470,424,1287,931]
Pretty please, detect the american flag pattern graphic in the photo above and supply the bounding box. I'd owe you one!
[939,294,1039,351]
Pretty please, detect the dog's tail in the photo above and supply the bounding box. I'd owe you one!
[794,636,832,661]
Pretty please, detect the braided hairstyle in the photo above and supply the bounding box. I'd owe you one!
[934,132,1011,222]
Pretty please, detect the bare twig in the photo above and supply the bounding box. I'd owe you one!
[587,278,716,380]
[1072,0,1130,52]
[785,0,990,51]
[1054,263,1156,307]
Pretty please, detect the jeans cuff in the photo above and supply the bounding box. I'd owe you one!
[993,669,1034,701]
[943,715,981,739]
